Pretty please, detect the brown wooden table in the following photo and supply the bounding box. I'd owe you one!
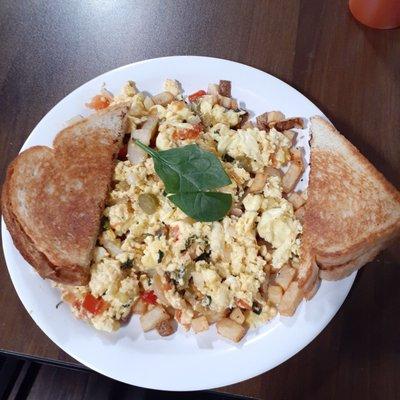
[1,1,399,399]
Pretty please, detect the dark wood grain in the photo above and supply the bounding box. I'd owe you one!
[0,1,399,399]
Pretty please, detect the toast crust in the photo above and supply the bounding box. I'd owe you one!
[305,117,400,267]
[1,104,128,285]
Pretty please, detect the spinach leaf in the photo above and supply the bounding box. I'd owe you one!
[135,141,232,222]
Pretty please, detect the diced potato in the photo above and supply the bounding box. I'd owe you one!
[265,166,283,178]
[256,112,269,130]
[152,91,175,106]
[208,83,219,96]
[282,161,303,193]
[275,265,296,291]
[229,308,245,325]
[219,96,232,109]
[304,278,321,301]
[283,129,296,144]
[272,117,304,131]
[191,316,209,333]
[218,80,231,97]
[217,318,246,342]
[241,121,255,129]
[140,305,170,332]
[157,319,176,336]
[267,285,283,306]
[278,282,303,316]
[132,298,148,315]
[287,191,306,210]
[143,96,155,110]
[204,309,227,324]
[267,111,285,124]
[249,170,268,193]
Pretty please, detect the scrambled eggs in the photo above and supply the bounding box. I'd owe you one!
[57,79,304,340]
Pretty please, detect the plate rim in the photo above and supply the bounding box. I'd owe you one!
[1,55,356,391]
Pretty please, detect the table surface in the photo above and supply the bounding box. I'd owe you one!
[1,1,399,399]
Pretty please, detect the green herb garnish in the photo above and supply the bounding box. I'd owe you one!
[157,250,165,263]
[135,141,232,222]
[120,259,133,270]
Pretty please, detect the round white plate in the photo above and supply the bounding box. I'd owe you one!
[1,56,355,391]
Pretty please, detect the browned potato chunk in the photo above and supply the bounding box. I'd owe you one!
[272,117,304,131]
[132,298,148,315]
[282,156,304,193]
[218,80,231,97]
[267,285,283,306]
[265,166,283,178]
[249,170,268,193]
[256,112,269,130]
[157,319,176,336]
[278,282,303,316]
[140,305,170,332]
[275,265,296,291]
[229,308,245,325]
[152,91,175,106]
[283,129,296,144]
[241,121,255,129]
[287,191,306,210]
[191,316,209,333]
[216,318,246,342]
[267,111,285,124]
[208,83,219,96]
[304,278,321,301]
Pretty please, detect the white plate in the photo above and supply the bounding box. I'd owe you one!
[1,56,355,391]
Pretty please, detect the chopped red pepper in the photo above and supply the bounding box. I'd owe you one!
[117,144,128,160]
[188,90,206,102]
[140,290,158,305]
[86,94,111,110]
[82,293,108,315]
[172,123,203,141]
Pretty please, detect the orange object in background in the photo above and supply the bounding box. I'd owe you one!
[349,0,400,29]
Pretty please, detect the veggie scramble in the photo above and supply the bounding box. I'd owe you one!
[56,79,307,342]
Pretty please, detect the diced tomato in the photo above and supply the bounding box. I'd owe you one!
[118,144,128,160]
[82,293,108,315]
[172,123,203,141]
[86,94,111,110]
[236,299,252,310]
[140,290,158,305]
[188,90,206,102]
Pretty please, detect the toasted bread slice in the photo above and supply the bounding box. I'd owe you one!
[303,116,400,276]
[1,104,128,285]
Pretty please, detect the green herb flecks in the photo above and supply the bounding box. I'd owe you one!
[157,250,165,263]
[135,141,232,222]
[120,259,133,270]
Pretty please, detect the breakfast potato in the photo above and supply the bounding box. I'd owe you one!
[249,170,268,193]
[278,281,303,316]
[132,298,148,315]
[152,91,175,106]
[140,305,170,332]
[157,319,176,336]
[216,318,246,342]
[267,285,283,306]
[287,191,306,210]
[229,308,245,325]
[192,316,209,333]
[272,117,304,131]
[282,151,304,193]
[275,264,296,291]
